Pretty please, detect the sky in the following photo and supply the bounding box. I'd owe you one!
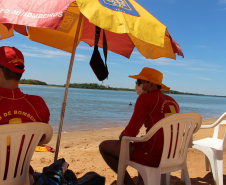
[0,0,226,96]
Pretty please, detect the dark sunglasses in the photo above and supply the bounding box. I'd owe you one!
[135,80,149,86]
[135,79,142,86]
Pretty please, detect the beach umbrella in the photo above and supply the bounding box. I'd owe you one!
[0,0,184,161]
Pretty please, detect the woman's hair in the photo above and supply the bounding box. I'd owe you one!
[157,85,162,89]
[0,65,23,81]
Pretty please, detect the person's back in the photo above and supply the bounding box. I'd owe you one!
[126,89,179,167]
[0,46,50,124]
[0,88,49,124]
[0,46,50,183]
[123,90,179,135]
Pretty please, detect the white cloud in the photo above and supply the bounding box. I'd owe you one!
[77,45,93,50]
[108,62,118,65]
[189,74,211,81]
[162,70,211,81]
[131,51,140,55]
[23,51,88,62]
[74,54,89,61]
[127,55,224,73]
[23,52,57,58]
[193,45,208,48]
[19,44,72,58]
[164,0,177,3]
[219,0,226,4]
[20,44,93,61]
[199,77,211,80]
[39,50,70,57]
[148,58,185,66]
[20,44,39,50]
[187,67,216,72]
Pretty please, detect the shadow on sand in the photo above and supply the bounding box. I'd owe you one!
[110,172,226,185]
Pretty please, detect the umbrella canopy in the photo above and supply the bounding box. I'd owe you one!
[0,0,183,59]
[0,0,184,161]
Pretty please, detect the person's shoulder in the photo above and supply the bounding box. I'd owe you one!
[163,93,176,100]
[137,91,155,103]
[162,93,179,104]
[25,94,44,99]
[24,94,47,104]
[138,92,149,99]
[146,89,160,97]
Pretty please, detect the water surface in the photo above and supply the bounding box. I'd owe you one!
[19,85,226,132]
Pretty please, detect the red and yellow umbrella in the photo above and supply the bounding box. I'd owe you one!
[0,0,183,59]
[0,0,184,160]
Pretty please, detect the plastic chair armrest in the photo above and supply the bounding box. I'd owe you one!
[200,125,215,129]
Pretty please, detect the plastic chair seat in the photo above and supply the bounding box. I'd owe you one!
[117,112,202,185]
[192,112,226,185]
[193,138,223,150]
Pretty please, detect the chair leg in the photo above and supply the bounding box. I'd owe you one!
[139,167,161,185]
[216,159,223,185]
[205,155,211,171]
[161,173,170,185]
[215,151,223,185]
[166,173,170,185]
[193,145,218,185]
[182,167,191,185]
[181,169,185,181]
[202,150,218,185]
[117,163,127,185]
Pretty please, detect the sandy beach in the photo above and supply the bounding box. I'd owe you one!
[30,118,226,185]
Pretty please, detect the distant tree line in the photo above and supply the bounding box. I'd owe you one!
[18,79,225,97]
[66,83,225,97]
[19,79,47,85]
[163,90,205,96]
[67,83,134,91]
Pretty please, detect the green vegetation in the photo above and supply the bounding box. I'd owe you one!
[19,79,47,85]
[67,83,134,91]
[67,83,209,95]
[19,79,226,97]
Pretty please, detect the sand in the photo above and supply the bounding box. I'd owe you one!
[30,118,226,185]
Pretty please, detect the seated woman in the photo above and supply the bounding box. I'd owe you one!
[99,67,179,185]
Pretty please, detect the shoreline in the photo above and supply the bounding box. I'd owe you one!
[51,117,219,133]
[19,83,226,97]
[30,117,226,185]
[19,84,61,87]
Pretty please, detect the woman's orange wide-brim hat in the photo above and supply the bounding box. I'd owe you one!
[129,67,170,91]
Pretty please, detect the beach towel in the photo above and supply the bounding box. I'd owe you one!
[35,145,55,153]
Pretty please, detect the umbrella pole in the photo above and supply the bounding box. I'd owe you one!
[54,13,83,162]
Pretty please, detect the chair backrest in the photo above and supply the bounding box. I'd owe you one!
[0,122,53,185]
[221,120,226,151]
[212,112,226,139]
[142,112,202,173]
[214,120,226,151]
[209,112,226,151]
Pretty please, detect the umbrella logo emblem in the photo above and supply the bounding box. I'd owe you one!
[59,11,78,33]
[100,0,140,17]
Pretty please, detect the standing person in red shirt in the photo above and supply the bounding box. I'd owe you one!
[0,46,50,184]
[99,67,179,185]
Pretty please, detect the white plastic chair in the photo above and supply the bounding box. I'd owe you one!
[117,112,202,185]
[0,122,53,185]
[192,112,226,185]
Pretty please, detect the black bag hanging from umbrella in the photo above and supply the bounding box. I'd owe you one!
[90,26,109,81]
